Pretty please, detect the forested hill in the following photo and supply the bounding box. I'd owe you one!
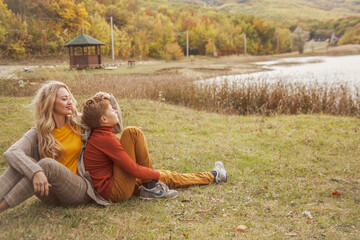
[0,0,359,59]
[171,0,360,20]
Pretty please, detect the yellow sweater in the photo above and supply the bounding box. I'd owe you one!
[52,124,82,174]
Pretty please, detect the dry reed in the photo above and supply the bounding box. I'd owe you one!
[2,71,359,117]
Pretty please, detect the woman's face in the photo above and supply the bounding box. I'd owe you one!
[53,87,72,117]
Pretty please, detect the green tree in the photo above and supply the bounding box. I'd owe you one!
[290,26,309,53]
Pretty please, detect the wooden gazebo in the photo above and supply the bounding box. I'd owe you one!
[64,34,105,69]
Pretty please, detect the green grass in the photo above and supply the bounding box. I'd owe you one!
[1,96,359,239]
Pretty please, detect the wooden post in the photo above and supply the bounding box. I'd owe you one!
[186,30,189,58]
[111,16,114,60]
[244,33,247,56]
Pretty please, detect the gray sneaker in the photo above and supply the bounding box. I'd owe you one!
[212,161,228,183]
[139,182,179,200]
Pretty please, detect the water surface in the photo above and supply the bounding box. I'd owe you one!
[203,55,360,91]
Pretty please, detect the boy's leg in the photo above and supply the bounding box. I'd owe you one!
[119,127,153,169]
[119,127,215,190]
[158,170,214,189]
[117,127,153,197]
[110,127,149,201]
[108,164,136,202]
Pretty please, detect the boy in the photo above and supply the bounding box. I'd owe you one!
[82,96,227,202]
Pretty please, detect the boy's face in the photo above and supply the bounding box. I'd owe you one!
[102,103,119,127]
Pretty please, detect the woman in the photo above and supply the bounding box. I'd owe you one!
[0,81,122,213]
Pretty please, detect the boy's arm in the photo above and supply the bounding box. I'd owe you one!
[99,133,160,180]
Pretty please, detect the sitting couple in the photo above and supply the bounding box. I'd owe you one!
[0,81,227,213]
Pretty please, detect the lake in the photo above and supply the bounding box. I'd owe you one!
[202,55,360,92]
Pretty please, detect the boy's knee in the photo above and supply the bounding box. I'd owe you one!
[123,126,143,137]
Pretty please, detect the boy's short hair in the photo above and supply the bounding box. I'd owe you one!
[82,96,110,128]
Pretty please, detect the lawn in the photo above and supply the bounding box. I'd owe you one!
[0,96,359,239]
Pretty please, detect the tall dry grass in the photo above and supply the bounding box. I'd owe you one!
[2,70,359,116]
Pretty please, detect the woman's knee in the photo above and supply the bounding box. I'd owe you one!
[37,158,61,177]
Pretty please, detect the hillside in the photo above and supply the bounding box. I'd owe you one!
[170,0,360,20]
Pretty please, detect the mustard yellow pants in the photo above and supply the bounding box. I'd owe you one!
[109,127,214,202]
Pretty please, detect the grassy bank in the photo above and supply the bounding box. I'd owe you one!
[0,97,359,239]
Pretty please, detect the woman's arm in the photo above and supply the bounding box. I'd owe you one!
[93,92,123,133]
[107,93,123,134]
[3,128,43,181]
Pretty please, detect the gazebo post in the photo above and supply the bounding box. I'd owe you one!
[99,45,101,65]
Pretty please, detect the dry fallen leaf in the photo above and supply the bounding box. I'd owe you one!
[211,197,225,203]
[302,210,313,219]
[263,186,269,190]
[178,218,196,221]
[196,208,210,213]
[234,225,247,232]
[331,191,342,197]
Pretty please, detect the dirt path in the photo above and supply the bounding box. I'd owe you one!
[0,65,27,79]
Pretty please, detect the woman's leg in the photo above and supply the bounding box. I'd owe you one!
[2,176,36,209]
[1,158,91,210]
[0,167,23,201]
[0,199,9,213]
[36,158,91,205]
[0,167,33,213]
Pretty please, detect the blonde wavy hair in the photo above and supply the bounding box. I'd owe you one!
[32,81,82,160]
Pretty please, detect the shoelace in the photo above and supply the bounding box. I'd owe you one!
[156,182,169,192]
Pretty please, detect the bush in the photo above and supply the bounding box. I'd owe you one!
[163,43,184,60]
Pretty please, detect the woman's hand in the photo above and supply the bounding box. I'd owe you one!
[32,171,51,196]
[94,92,111,99]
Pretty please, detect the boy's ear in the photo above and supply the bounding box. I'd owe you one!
[99,115,108,125]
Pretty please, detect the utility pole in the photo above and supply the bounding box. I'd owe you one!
[244,33,247,56]
[186,30,189,58]
[110,16,114,60]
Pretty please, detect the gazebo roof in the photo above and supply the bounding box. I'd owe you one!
[64,34,105,47]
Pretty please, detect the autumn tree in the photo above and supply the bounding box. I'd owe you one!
[164,43,184,60]
[205,39,217,56]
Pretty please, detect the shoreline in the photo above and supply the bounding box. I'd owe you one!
[1,44,360,81]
